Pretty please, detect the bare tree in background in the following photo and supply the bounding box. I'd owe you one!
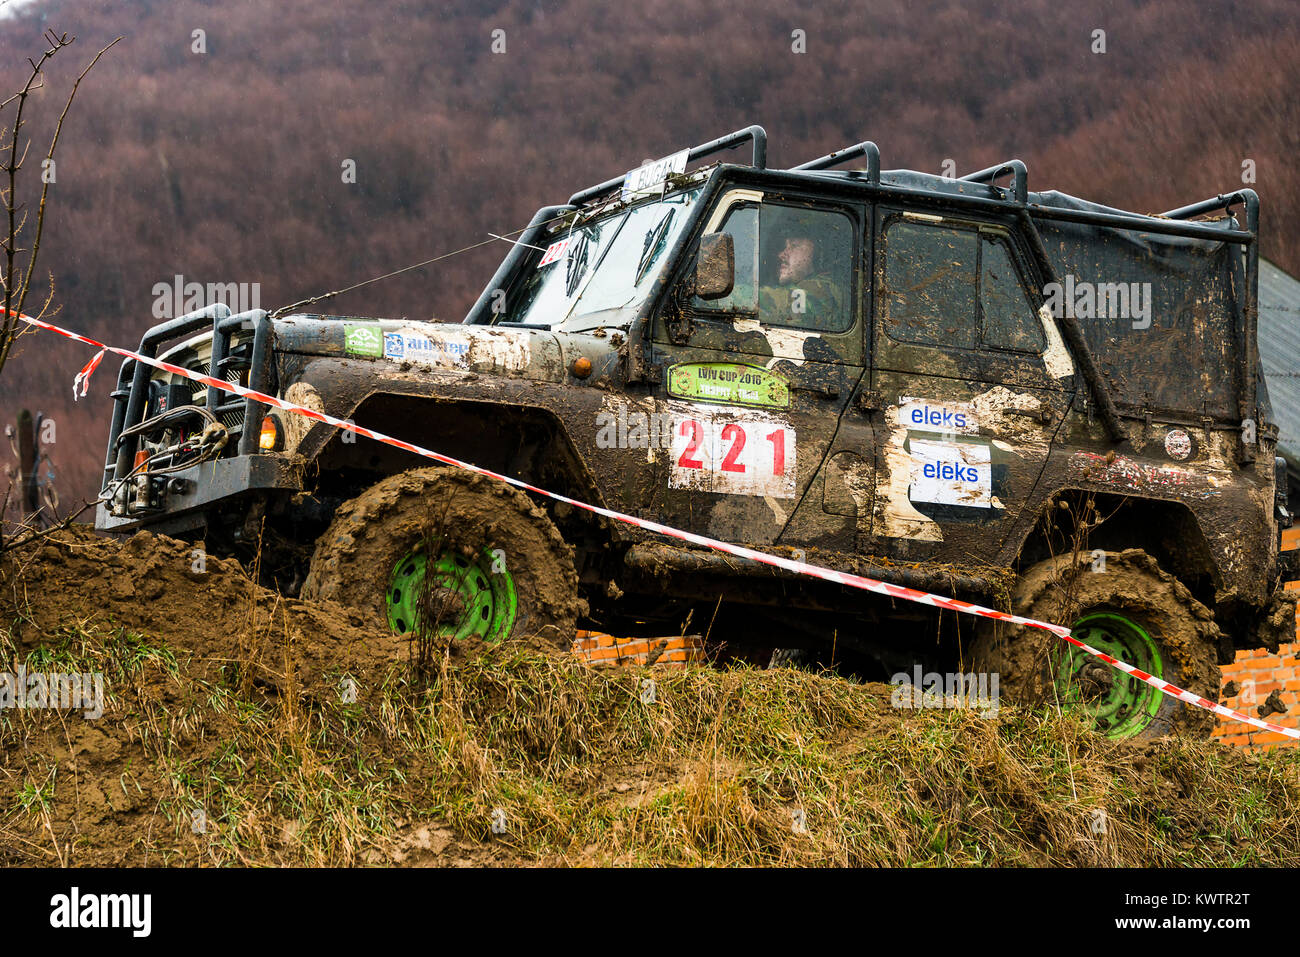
[0,29,118,543]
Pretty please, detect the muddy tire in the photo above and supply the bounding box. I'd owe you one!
[301,467,582,650]
[971,549,1220,741]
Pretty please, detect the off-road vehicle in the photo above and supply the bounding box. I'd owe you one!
[96,125,1298,739]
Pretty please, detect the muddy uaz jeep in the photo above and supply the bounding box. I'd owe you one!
[96,126,1298,740]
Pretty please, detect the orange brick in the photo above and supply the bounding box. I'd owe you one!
[1247,731,1296,746]
[1219,734,1253,747]
[1242,656,1283,670]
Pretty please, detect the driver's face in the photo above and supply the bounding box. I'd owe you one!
[778,237,815,284]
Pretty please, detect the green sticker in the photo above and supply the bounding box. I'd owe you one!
[344,323,383,357]
[666,362,790,409]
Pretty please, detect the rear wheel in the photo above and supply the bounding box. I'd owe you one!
[301,467,582,650]
[971,549,1220,740]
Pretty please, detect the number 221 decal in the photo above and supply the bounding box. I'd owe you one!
[669,411,797,498]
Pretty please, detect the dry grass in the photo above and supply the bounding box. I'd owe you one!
[3,618,1299,867]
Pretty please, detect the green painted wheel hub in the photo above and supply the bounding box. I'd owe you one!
[385,543,517,643]
[1057,612,1164,739]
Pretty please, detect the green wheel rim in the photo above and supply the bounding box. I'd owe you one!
[385,544,517,643]
[1057,612,1164,739]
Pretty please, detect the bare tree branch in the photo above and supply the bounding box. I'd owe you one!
[0,32,121,377]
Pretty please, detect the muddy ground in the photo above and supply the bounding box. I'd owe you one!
[1,526,1298,867]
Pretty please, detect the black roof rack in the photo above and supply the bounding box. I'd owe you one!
[567,125,767,206]
[960,159,1028,205]
[789,140,880,181]
[494,127,1264,448]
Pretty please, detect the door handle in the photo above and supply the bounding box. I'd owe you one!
[792,383,839,400]
[1006,407,1053,425]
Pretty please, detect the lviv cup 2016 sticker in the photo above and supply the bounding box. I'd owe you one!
[667,363,790,410]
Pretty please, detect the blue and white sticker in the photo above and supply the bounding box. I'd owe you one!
[896,397,978,434]
[378,325,532,374]
[908,438,992,508]
[383,332,469,365]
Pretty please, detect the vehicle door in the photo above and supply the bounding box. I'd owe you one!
[646,188,869,548]
[868,208,1078,561]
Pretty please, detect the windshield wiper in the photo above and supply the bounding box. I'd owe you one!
[634,208,676,286]
[565,232,592,297]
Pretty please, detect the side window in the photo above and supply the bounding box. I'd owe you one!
[692,205,758,314]
[980,234,1045,353]
[881,216,1043,354]
[694,202,854,333]
[882,221,978,349]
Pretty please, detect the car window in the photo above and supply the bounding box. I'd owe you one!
[881,217,1044,355]
[882,220,977,349]
[694,202,854,333]
[980,234,1045,353]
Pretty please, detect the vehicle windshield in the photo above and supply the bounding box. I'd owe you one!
[503,187,702,332]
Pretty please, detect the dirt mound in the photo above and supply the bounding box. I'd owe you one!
[2,525,412,694]
[2,527,1299,867]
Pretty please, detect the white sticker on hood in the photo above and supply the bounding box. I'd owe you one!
[382,326,531,373]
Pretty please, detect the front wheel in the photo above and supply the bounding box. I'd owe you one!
[301,467,583,650]
[971,549,1221,740]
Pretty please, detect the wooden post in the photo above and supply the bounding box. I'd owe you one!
[16,408,37,518]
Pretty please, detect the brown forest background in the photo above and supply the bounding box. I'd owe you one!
[0,0,1297,504]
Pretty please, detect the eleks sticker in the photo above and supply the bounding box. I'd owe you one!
[908,438,992,508]
[896,397,978,434]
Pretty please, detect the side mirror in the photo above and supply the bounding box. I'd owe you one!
[693,232,734,300]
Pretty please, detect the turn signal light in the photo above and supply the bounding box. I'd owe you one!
[259,415,280,451]
[571,357,593,379]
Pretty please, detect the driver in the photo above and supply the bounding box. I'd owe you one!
[757,218,846,330]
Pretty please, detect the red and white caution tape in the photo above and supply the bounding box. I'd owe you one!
[10,309,1299,741]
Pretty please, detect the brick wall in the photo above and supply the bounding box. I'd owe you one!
[1211,526,1300,750]
[571,529,1300,743]
[571,630,705,668]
